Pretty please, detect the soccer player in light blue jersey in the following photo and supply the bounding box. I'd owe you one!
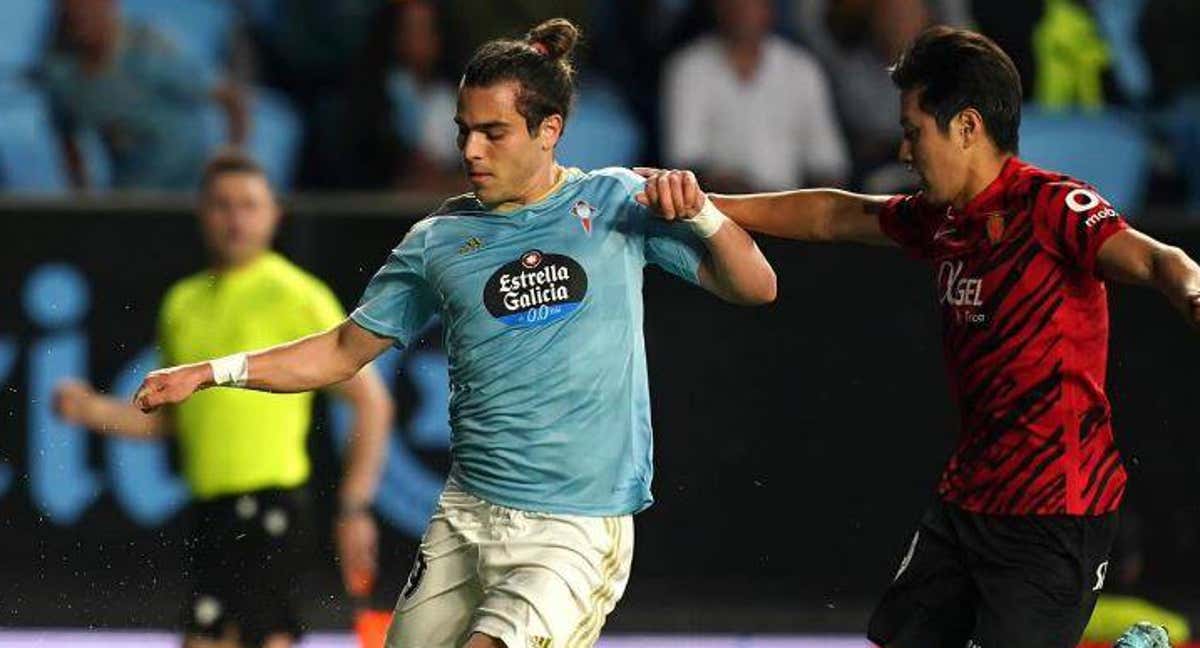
[133,18,776,648]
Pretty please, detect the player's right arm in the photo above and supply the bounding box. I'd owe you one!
[709,189,895,245]
[132,319,393,413]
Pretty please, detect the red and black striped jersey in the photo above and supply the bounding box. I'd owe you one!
[879,157,1128,516]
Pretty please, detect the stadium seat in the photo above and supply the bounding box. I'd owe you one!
[1019,107,1150,215]
[202,88,302,190]
[0,0,53,75]
[557,76,644,170]
[0,81,68,192]
[120,0,236,76]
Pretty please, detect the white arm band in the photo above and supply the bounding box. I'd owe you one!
[686,197,727,239]
[209,353,249,387]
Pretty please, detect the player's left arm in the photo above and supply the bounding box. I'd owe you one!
[635,168,777,305]
[322,364,393,593]
[1098,229,1200,328]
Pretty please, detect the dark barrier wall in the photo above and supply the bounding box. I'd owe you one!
[1,205,1198,631]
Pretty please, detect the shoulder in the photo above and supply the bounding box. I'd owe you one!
[159,271,208,320]
[582,166,645,194]
[1017,161,1108,213]
[769,37,827,86]
[432,193,485,217]
[575,168,652,215]
[407,196,486,246]
[665,35,722,73]
[262,254,336,298]
[770,36,819,69]
[126,22,180,58]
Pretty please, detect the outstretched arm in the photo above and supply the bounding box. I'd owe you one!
[1098,229,1200,328]
[55,379,168,437]
[710,188,895,245]
[133,319,394,412]
[635,168,776,305]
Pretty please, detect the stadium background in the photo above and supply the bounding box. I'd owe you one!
[1,0,1198,645]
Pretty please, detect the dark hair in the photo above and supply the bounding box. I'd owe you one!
[461,18,581,135]
[199,148,268,194]
[889,26,1022,153]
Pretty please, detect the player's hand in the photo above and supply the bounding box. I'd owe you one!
[633,167,706,221]
[54,379,97,425]
[132,364,209,412]
[336,510,379,596]
[1189,294,1200,330]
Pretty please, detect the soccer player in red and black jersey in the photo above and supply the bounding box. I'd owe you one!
[636,26,1200,648]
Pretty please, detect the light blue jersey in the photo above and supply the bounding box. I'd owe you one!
[350,167,707,516]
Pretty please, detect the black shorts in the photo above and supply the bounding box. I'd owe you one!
[868,501,1118,648]
[183,487,314,645]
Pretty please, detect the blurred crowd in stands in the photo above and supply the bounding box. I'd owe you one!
[0,0,1196,216]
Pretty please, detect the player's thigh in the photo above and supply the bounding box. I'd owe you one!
[969,514,1117,648]
[471,514,634,648]
[867,505,977,648]
[386,582,481,648]
[386,517,482,648]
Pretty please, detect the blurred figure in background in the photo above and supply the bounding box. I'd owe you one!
[334,0,464,191]
[41,0,247,190]
[54,151,393,648]
[792,0,970,191]
[661,0,849,192]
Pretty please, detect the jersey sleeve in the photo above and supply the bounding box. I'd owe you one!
[350,219,440,348]
[1032,182,1129,276]
[595,167,708,286]
[643,216,707,286]
[618,172,708,286]
[878,193,934,259]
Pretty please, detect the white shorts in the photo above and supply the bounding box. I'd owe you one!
[385,481,634,648]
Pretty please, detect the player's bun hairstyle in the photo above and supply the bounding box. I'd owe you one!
[461,18,581,136]
[889,26,1022,154]
[199,147,269,194]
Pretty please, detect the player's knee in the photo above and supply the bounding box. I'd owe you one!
[461,632,507,648]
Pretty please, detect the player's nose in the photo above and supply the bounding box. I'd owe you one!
[461,132,486,160]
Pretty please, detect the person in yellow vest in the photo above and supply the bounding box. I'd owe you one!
[54,150,394,648]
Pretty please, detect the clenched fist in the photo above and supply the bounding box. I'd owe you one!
[633,167,706,221]
[132,363,212,412]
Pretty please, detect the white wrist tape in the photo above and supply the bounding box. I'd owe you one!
[687,197,727,239]
[209,353,249,387]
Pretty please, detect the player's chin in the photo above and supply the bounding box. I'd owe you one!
[469,178,495,198]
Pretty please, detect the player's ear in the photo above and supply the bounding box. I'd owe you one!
[538,114,563,151]
[956,108,984,150]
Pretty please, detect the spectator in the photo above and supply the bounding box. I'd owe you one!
[335,0,464,191]
[792,0,967,190]
[41,0,246,190]
[662,0,849,192]
[1032,0,1110,110]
